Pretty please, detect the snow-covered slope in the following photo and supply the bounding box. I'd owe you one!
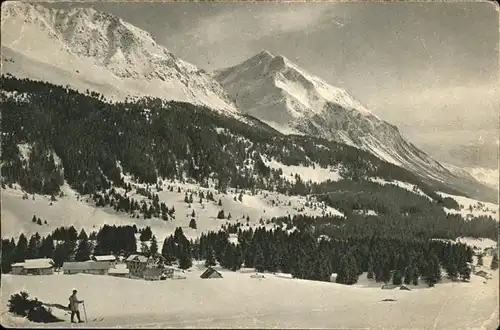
[463,167,499,191]
[1,177,343,243]
[214,51,497,203]
[2,262,499,329]
[437,191,499,220]
[0,2,237,114]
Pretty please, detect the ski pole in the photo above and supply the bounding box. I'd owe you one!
[82,302,88,323]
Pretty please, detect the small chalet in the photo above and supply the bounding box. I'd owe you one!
[475,270,491,279]
[11,262,25,275]
[92,255,117,268]
[108,265,130,278]
[200,267,223,279]
[11,258,55,275]
[329,273,338,283]
[125,254,151,278]
[62,261,110,275]
[144,267,162,281]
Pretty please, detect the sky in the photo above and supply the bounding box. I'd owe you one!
[47,1,499,168]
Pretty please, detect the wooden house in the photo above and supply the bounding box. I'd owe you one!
[125,254,150,278]
[92,255,117,268]
[108,265,130,278]
[20,258,55,275]
[200,267,223,279]
[62,261,110,275]
[144,267,162,281]
[11,262,25,275]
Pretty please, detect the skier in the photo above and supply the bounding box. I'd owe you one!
[68,289,84,323]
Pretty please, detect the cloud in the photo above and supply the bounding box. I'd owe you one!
[169,5,337,48]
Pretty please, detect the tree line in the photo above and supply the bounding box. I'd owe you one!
[1,75,464,204]
[3,223,493,288]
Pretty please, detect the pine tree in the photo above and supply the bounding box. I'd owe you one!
[403,263,415,285]
[78,229,88,240]
[31,215,37,223]
[218,199,222,206]
[39,235,54,259]
[189,219,197,229]
[392,269,403,285]
[233,245,243,271]
[178,245,193,270]
[14,234,28,262]
[140,242,150,256]
[191,210,196,218]
[1,239,16,273]
[254,245,265,272]
[458,260,471,282]
[26,234,38,259]
[161,237,176,265]
[205,248,217,268]
[222,244,235,270]
[367,258,374,279]
[75,238,92,261]
[150,235,158,257]
[423,253,441,287]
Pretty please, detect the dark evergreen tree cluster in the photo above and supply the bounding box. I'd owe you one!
[1,75,467,204]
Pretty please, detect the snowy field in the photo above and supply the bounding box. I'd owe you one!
[1,178,342,243]
[437,192,499,220]
[1,258,498,329]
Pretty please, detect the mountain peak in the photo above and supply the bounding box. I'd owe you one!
[1,2,238,113]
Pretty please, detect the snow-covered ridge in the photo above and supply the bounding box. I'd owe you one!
[369,178,433,201]
[214,51,495,203]
[1,2,237,114]
[260,154,343,184]
[437,191,499,221]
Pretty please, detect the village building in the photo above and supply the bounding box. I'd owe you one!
[11,258,55,275]
[92,255,117,268]
[11,262,25,275]
[143,267,162,281]
[108,265,130,278]
[329,273,338,283]
[125,254,151,278]
[62,261,110,275]
[200,267,223,279]
[399,284,411,291]
[162,267,175,279]
[475,270,492,279]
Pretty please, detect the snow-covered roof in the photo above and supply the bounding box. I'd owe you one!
[23,258,54,269]
[11,262,25,267]
[62,261,110,270]
[125,255,148,263]
[93,255,116,262]
[108,267,130,274]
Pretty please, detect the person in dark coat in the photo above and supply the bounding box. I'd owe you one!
[68,289,84,323]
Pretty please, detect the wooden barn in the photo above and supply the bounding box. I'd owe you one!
[143,267,162,281]
[92,255,117,268]
[11,262,25,275]
[125,254,151,278]
[200,267,223,279]
[15,258,55,275]
[62,261,110,275]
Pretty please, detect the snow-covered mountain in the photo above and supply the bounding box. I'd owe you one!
[442,163,499,191]
[214,51,497,202]
[0,2,237,114]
